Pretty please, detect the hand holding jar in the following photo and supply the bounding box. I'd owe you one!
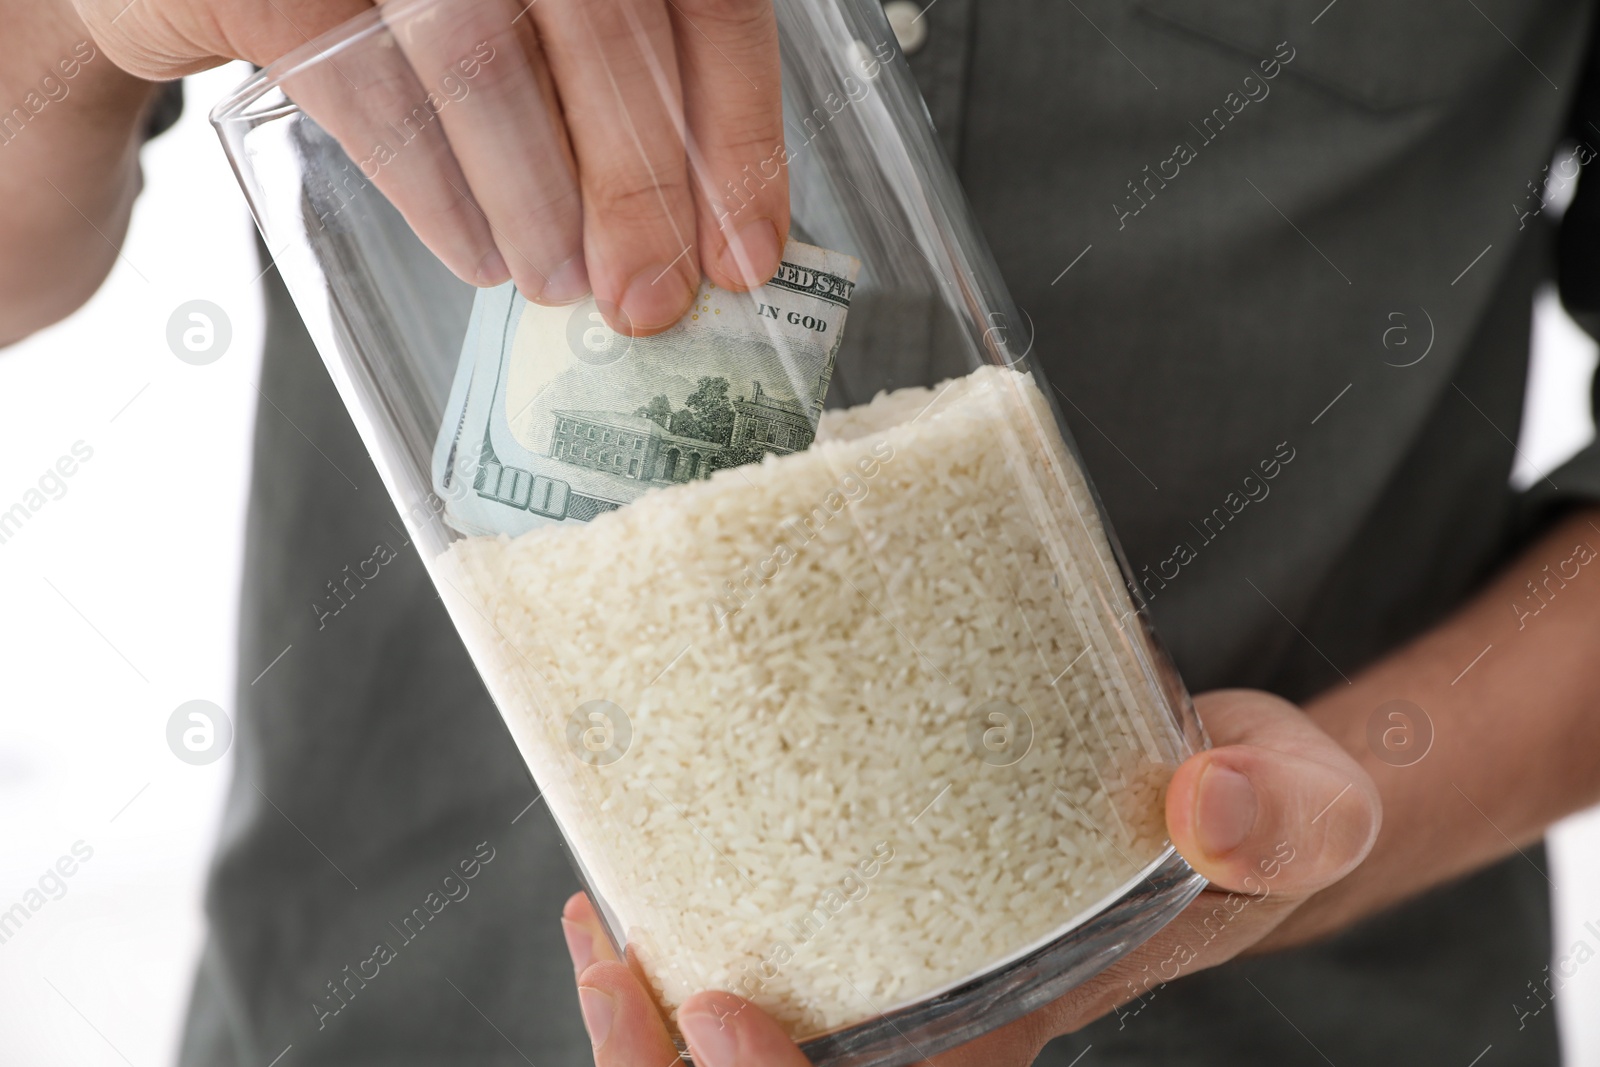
[562,690,1379,1067]
[72,0,790,331]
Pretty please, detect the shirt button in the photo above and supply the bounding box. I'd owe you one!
[882,0,929,56]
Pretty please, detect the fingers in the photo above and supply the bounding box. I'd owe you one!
[577,960,685,1067]
[669,0,789,291]
[534,0,700,334]
[561,891,620,978]
[78,0,372,76]
[387,3,589,303]
[564,892,683,1067]
[1166,690,1381,897]
[277,45,509,288]
[170,0,785,329]
[81,0,513,287]
[678,991,814,1067]
[563,892,813,1067]
[555,688,1370,1067]
[103,0,787,322]
[973,691,1383,1043]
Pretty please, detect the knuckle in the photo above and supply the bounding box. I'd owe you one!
[562,0,673,54]
[670,0,773,34]
[588,164,691,223]
[454,45,524,99]
[79,17,190,80]
[506,190,584,245]
[358,68,446,117]
[400,21,510,90]
[710,128,787,165]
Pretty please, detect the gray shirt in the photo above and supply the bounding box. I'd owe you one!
[178,1,1600,1064]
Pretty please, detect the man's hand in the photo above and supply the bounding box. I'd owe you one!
[565,893,816,1067]
[72,0,789,333]
[0,0,157,344]
[558,689,1380,1066]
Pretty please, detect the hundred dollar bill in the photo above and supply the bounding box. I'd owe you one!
[432,239,860,538]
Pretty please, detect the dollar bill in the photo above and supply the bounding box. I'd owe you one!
[431,239,861,538]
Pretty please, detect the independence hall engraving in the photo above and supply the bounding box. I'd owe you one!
[729,381,813,453]
[549,411,717,484]
[549,381,815,485]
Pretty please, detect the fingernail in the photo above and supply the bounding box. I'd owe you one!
[1196,764,1257,857]
[679,1008,740,1067]
[562,918,596,975]
[621,261,694,331]
[718,218,782,288]
[540,255,590,304]
[578,986,615,1049]
[475,247,510,287]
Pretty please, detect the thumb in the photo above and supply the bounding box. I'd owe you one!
[1166,690,1381,898]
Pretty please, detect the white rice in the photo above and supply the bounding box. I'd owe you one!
[436,365,1184,1039]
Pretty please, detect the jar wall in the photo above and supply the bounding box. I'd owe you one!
[213,0,1206,1062]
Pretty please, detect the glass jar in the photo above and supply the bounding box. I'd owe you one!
[213,2,1207,1063]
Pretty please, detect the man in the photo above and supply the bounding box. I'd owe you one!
[2,1,1596,1065]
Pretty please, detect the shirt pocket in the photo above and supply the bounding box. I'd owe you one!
[1133,0,1555,111]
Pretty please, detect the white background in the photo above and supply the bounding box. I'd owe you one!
[0,62,1598,1067]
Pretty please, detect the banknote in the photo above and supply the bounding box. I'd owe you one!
[431,239,861,538]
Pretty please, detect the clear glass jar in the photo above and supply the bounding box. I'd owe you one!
[213,2,1207,1063]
